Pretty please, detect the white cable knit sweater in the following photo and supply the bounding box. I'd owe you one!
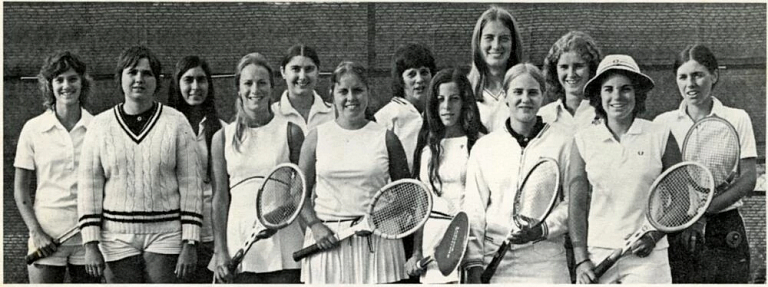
[78,103,203,244]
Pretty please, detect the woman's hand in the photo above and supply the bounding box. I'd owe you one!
[84,242,105,278]
[507,223,545,244]
[175,242,197,279]
[575,259,596,284]
[310,223,338,250]
[678,219,705,254]
[29,228,57,257]
[214,252,233,283]
[405,252,425,277]
[629,231,660,258]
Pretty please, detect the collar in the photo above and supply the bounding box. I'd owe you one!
[554,98,591,116]
[675,97,726,119]
[505,116,547,147]
[277,90,333,117]
[40,108,93,132]
[596,118,644,141]
[391,97,421,115]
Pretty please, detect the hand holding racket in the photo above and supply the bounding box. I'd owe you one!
[26,225,79,264]
[591,162,715,281]
[413,211,471,277]
[481,158,561,283]
[222,163,307,280]
[293,179,432,261]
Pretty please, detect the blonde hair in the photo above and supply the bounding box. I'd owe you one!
[232,52,274,152]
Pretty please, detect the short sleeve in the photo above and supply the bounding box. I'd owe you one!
[735,110,758,159]
[14,121,36,170]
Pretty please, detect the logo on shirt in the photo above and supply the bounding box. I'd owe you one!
[638,151,644,156]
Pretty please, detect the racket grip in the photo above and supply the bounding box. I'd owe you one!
[25,250,45,265]
[593,249,622,279]
[480,241,509,283]
[293,243,322,262]
[227,250,244,274]
[417,256,433,269]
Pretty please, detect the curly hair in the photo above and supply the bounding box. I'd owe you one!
[542,31,602,103]
[37,51,92,110]
[391,43,437,99]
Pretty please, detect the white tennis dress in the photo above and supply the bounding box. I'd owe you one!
[417,136,468,283]
[221,116,303,274]
[301,120,407,284]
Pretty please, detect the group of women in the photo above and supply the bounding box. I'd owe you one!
[14,5,757,284]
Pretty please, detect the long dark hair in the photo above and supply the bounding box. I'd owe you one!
[413,68,487,195]
[167,55,222,181]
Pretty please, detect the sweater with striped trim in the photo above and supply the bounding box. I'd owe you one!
[78,102,203,244]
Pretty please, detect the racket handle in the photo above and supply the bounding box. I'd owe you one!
[593,248,623,279]
[227,250,244,274]
[417,256,434,269]
[293,243,322,262]
[25,242,60,265]
[481,241,510,283]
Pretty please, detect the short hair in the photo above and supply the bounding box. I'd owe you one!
[37,51,92,110]
[391,43,437,99]
[586,70,649,120]
[114,46,162,93]
[280,44,320,70]
[503,63,546,94]
[673,44,719,88]
[468,5,524,102]
[542,31,602,103]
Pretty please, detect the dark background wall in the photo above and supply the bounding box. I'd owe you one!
[4,2,765,283]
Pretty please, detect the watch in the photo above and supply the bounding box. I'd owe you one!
[183,239,198,246]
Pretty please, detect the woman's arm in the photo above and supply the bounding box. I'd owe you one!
[210,129,233,282]
[566,138,595,284]
[385,130,410,181]
[287,122,305,165]
[298,130,338,250]
[14,168,56,256]
[707,158,757,213]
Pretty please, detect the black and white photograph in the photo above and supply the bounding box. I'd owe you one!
[3,1,765,284]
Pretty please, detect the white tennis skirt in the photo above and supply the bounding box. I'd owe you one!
[300,220,407,284]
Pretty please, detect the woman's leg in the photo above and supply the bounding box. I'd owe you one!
[143,252,179,283]
[67,264,102,283]
[27,264,66,283]
[104,255,144,283]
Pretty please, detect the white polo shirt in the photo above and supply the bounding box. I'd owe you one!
[374,97,423,172]
[271,90,335,135]
[14,108,93,246]
[538,98,598,131]
[194,117,227,243]
[573,119,670,250]
[477,89,508,133]
[653,97,757,211]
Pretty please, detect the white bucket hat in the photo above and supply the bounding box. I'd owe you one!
[583,54,655,98]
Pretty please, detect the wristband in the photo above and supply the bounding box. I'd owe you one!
[575,258,591,269]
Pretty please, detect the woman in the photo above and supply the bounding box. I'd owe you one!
[167,55,226,283]
[273,44,334,135]
[14,51,100,283]
[297,61,411,284]
[375,43,437,173]
[210,52,305,283]
[462,63,572,283]
[540,31,602,130]
[405,68,486,283]
[569,55,681,284]
[77,46,202,283]
[468,5,524,132]
[654,44,757,283]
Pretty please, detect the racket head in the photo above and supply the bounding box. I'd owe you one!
[367,179,432,239]
[646,161,715,233]
[434,211,470,276]
[681,116,740,191]
[256,163,307,230]
[513,158,560,229]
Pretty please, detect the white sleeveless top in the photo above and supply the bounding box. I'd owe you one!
[314,121,391,220]
[222,116,302,273]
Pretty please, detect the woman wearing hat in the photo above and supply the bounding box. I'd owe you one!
[654,44,757,283]
[567,54,682,284]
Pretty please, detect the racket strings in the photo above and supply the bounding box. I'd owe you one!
[515,161,559,226]
[258,167,303,227]
[683,121,740,187]
[370,182,430,237]
[649,165,713,229]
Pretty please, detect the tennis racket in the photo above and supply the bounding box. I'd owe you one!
[25,225,80,264]
[481,158,561,283]
[226,163,307,274]
[292,178,432,261]
[592,161,715,279]
[417,211,471,276]
[682,115,740,194]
